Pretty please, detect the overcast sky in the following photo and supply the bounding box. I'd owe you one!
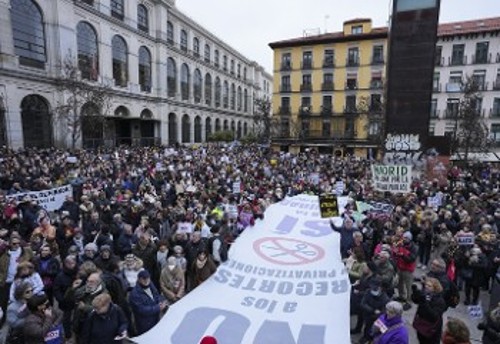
[175,0,499,74]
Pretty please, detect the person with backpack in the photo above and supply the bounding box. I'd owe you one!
[208,225,228,265]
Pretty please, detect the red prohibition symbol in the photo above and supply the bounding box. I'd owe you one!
[253,237,325,266]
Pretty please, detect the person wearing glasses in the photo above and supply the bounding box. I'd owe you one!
[23,294,63,344]
[6,281,32,344]
[0,233,34,325]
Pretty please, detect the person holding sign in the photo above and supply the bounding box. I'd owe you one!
[372,301,409,344]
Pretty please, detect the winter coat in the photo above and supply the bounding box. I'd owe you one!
[373,314,409,344]
[360,291,390,324]
[6,299,29,330]
[132,242,157,277]
[332,224,356,259]
[0,246,34,286]
[376,261,396,293]
[159,265,185,303]
[478,309,500,344]
[116,232,137,258]
[129,283,164,335]
[23,308,63,344]
[34,255,60,290]
[392,242,417,273]
[411,288,447,338]
[81,303,128,344]
[53,266,77,311]
[466,253,488,287]
[191,258,217,289]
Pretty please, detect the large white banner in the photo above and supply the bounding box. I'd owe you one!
[371,164,412,194]
[133,194,351,344]
[7,185,73,211]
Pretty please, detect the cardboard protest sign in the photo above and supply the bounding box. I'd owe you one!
[133,195,351,344]
[456,235,475,246]
[371,165,412,193]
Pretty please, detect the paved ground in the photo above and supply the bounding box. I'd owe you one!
[350,267,488,344]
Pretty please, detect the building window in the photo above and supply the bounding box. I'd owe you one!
[223,55,228,71]
[77,22,98,81]
[451,44,465,65]
[230,60,235,75]
[280,97,290,114]
[301,74,312,92]
[494,69,500,90]
[231,84,236,109]
[281,52,292,70]
[430,99,438,118]
[372,45,384,64]
[347,47,359,67]
[167,21,174,45]
[433,72,440,92]
[244,89,248,112]
[237,86,242,111]
[214,50,220,68]
[112,35,128,87]
[302,51,313,69]
[435,46,442,66]
[80,0,94,5]
[300,97,311,116]
[345,95,357,113]
[223,80,229,108]
[193,37,200,57]
[491,124,500,144]
[11,0,46,68]
[193,69,202,103]
[474,42,489,64]
[138,46,151,92]
[322,95,332,115]
[280,75,291,92]
[472,70,486,91]
[492,98,500,117]
[322,73,334,91]
[167,58,176,97]
[351,25,363,34]
[370,94,382,112]
[181,63,190,100]
[204,73,212,105]
[237,64,241,78]
[215,77,221,107]
[204,44,211,63]
[446,72,462,92]
[137,4,148,33]
[243,67,247,81]
[446,99,459,118]
[111,0,124,20]
[322,120,331,137]
[180,30,188,52]
[323,49,334,68]
[346,74,357,90]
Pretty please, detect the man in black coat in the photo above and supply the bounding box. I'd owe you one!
[53,255,78,340]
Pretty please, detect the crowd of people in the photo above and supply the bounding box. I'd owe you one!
[0,144,497,344]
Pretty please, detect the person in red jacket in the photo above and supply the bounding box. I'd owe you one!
[392,231,418,311]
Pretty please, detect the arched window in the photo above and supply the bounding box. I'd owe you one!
[110,0,124,20]
[204,73,212,105]
[237,63,241,78]
[167,58,177,97]
[237,86,242,111]
[244,122,248,136]
[223,119,229,131]
[168,113,177,144]
[204,44,211,63]
[167,21,174,45]
[230,59,235,75]
[180,30,188,52]
[214,49,220,68]
[215,77,221,107]
[231,120,235,134]
[243,67,247,81]
[237,121,242,139]
[230,83,236,110]
[194,116,202,143]
[137,4,149,33]
[138,46,152,92]
[205,117,212,138]
[193,69,202,103]
[112,35,128,87]
[77,22,99,81]
[181,63,190,100]
[193,37,200,58]
[11,0,46,68]
[215,118,221,132]
[244,89,248,112]
[182,114,190,143]
[223,80,229,108]
[21,95,52,148]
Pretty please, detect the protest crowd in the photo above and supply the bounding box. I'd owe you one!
[0,144,498,344]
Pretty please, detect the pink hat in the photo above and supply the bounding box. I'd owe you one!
[200,336,218,344]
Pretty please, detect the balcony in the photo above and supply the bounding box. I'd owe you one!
[321,106,333,116]
[446,82,462,93]
[345,81,358,90]
[471,53,491,64]
[369,106,383,114]
[279,106,291,115]
[370,80,383,90]
[448,55,467,66]
[493,81,500,90]
[490,108,500,118]
[432,83,442,93]
[321,82,334,91]
[299,106,312,116]
[301,61,313,70]
[371,57,384,65]
[280,63,292,71]
[430,109,440,119]
[300,84,312,92]
[346,57,360,67]
[280,85,292,93]
[323,59,335,68]
[300,130,357,140]
[343,106,358,115]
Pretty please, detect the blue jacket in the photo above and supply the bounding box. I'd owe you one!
[129,282,164,335]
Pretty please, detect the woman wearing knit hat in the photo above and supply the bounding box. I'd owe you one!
[200,336,217,344]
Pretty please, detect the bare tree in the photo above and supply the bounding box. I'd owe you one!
[357,93,386,147]
[451,76,492,162]
[253,97,274,143]
[54,52,112,149]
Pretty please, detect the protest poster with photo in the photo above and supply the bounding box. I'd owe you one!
[371,165,412,194]
[133,195,351,344]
